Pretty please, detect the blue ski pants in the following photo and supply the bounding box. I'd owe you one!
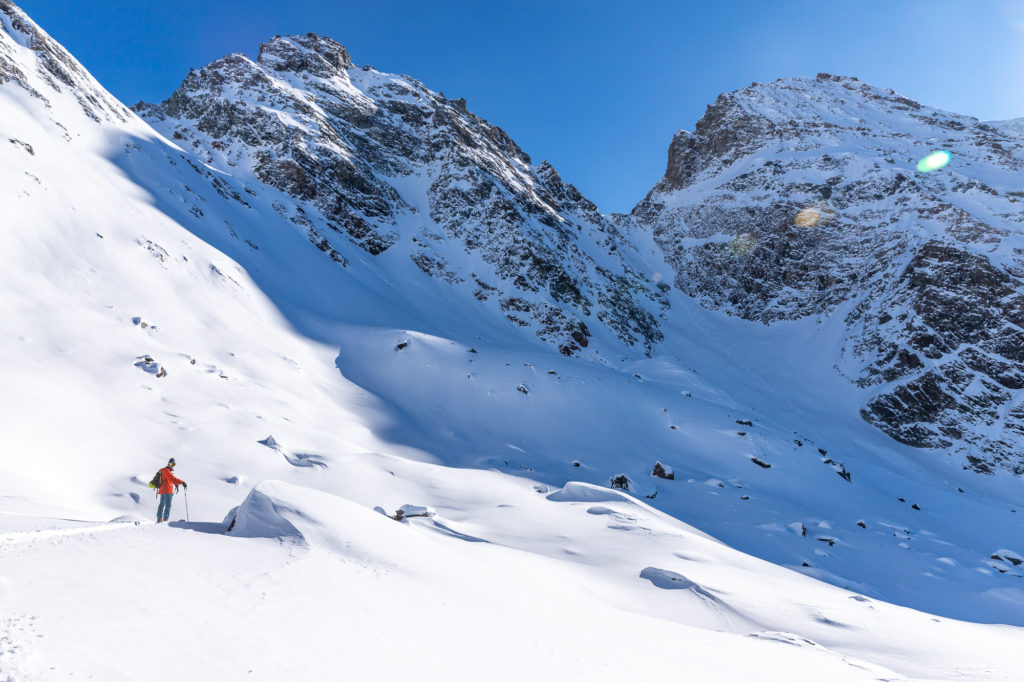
[157,493,173,521]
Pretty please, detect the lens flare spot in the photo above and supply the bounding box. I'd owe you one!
[917,150,951,172]
[795,208,820,228]
[652,272,663,283]
[794,201,835,228]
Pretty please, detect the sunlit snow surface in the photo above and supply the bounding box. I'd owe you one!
[1,4,1024,680]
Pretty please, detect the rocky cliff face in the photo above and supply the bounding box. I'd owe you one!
[632,74,1024,472]
[136,34,666,356]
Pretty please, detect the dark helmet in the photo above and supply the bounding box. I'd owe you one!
[168,458,176,468]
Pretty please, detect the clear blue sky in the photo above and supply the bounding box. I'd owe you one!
[18,0,1024,213]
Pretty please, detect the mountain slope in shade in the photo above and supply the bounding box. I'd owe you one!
[3,3,1024,679]
[632,73,1024,473]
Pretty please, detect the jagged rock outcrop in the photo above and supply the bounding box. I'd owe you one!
[137,34,666,355]
[632,74,1024,472]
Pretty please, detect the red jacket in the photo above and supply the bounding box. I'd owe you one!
[157,466,184,494]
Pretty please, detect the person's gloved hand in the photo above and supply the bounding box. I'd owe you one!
[182,481,188,489]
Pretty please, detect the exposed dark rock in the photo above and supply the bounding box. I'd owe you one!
[609,474,631,490]
[652,462,674,480]
[631,75,1024,473]
[8,137,33,154]
[138,32,666,357]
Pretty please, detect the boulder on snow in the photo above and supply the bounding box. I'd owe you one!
[609,474,632,491]
[134,355,166,377]
[992,549,1023,566]
[258,435,281,450]
[391,504,436,522]
[224,481,446,573]
[652,462,674,480]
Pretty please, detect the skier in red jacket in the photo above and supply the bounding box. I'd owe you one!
[156,458,187,523]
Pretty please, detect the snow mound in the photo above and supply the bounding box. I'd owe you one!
[257,435,281,450]
[225,481,430,569]
[108,514,146,525]
[639,567,724,602]
[226,481,306,542]
[639,567,756,631]
[256,436,328,468]
[546,481,635,504]
[395,504,435,519]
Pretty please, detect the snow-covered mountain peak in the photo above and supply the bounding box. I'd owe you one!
[633,71,1024,473]
[656,73,996,193]
[701,73,971,136]
[256,33,353,77]
[723,73,934,123]
[136,32,667,356]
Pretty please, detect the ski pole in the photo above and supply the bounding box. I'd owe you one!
[184,488,190,523]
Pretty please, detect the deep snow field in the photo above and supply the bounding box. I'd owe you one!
[2,4,1024,680]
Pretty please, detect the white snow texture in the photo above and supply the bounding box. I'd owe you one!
[1,3,1023,681]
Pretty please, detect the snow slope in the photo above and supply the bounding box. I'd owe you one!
[5,478,1023,681]
[987,117,1024,137]
[2,2,1024,679]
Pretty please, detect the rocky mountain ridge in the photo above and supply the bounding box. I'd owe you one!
[631,73,1024,472]
[136,33,667,356]
[0,0,130,124]
[5,0,1024,476]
